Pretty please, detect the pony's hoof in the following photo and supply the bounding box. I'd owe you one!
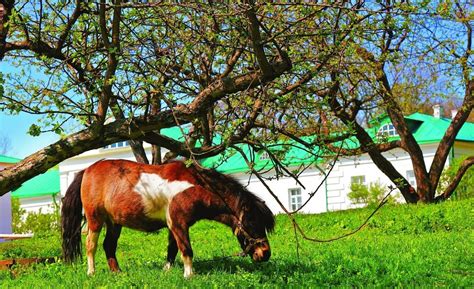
[183,267,194,278]
[87,270,95,276]
[163,262,172,271]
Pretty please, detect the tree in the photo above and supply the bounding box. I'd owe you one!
[324,2,474,203]
[0,1,472,206]
[0,134,11,155]
[0,1,293,194]
[245,1,474,204]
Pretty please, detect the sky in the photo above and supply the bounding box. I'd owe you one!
[0,113,59,159]
[0,61,60,159]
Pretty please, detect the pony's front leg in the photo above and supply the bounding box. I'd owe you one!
[169,226,193,278]
[86,228,102,276]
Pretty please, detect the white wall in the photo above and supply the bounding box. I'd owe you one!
[17,195,60,214]
[234,169,327,215]
[238,144,442,214]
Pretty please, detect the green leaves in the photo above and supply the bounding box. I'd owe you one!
[28,123,42,136]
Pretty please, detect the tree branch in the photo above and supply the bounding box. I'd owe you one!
[56,0,83,50]
[244,1,274,78]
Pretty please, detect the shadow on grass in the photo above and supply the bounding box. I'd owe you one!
[192,256,314,275]
[132,255,314,276]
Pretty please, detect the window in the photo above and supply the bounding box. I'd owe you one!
[406,170,416,187]
[288,188,302,211]
[351,175,366,185]
[103,141,130,149]
[378,123,398,137]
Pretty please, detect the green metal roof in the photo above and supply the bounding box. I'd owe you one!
[0,155,20,164]
[405,113,474,143]
[203,113,474,174]
[201,137,324,174]
[11,168,60,199]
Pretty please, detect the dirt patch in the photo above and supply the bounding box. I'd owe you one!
[0,257,56,270]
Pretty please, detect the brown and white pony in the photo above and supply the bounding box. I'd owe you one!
[61,159,275,278]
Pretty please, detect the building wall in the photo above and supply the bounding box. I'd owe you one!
[17,195,60,214]
[233,169,327,214]
[0,163,13,241]
[232,144,441,214]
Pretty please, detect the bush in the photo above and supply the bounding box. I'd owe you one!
[11,198,61,235]
[439,156,474,200]
[348,181,397,207]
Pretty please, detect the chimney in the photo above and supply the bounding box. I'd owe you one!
[451,109,458,119]
[433,104,443,119]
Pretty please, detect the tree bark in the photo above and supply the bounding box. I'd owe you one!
[429,79,474,198]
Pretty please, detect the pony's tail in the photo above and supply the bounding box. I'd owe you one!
[61,170,85,263]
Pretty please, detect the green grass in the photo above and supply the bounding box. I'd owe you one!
[1,198,473,288]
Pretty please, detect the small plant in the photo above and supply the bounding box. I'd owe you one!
[11,198,26,233]
[11,198,61,235]
[348,181,396,207]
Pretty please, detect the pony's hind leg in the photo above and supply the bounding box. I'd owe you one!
[103,221,122,272]
[163,230,178,271]
[86,226,102,276]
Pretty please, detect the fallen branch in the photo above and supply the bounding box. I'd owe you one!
[0,233,34,240]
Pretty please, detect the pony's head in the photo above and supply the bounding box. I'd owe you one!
[190,164,276,262]
[234,197,275,262]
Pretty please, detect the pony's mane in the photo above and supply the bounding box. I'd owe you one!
[190,163,275,232]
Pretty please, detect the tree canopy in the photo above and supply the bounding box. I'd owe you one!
[0,1,472,204]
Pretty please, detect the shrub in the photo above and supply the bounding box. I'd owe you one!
[348,181,397,207]
[11,198,61,235]
[439,156,474,200]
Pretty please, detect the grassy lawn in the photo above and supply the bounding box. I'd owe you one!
[0,198,472,288]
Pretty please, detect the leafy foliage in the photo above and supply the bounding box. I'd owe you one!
[0,199,472,287]
[11,198,61,235]
[439,156,474,200]
[348,181,397,207]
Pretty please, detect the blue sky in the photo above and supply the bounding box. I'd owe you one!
[1,61,60,159]
[0,113,59,159]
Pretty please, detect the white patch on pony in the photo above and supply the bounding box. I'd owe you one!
[134,173,194,221]
[182,255,193,278]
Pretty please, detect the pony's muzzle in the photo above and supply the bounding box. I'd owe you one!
[252,243,271,262]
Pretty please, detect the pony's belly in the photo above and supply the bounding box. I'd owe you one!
[122,217,167,232]
[140,195,169,222]
[105,204,168,232]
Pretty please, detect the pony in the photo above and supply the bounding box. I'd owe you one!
[61,159,275,278]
